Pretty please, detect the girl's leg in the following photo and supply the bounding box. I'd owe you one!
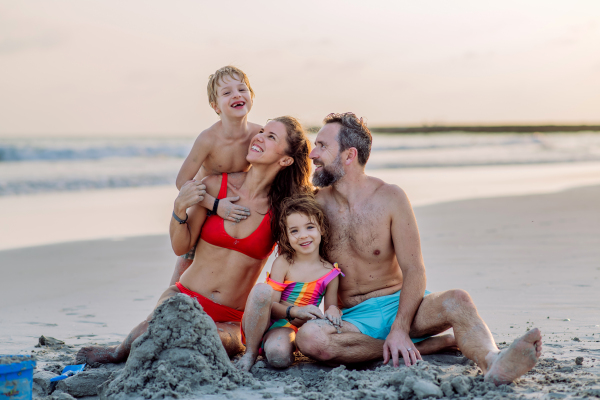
[76,285,181,365]
[263,327,296,368]
[236,284,275,371]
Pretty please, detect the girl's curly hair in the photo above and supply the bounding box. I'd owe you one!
[277,193,330,263]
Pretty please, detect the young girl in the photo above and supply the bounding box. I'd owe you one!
[238,194,344,371]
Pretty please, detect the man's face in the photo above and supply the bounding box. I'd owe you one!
[310,123,346,187]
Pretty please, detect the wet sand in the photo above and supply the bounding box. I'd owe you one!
[1,185,599,398]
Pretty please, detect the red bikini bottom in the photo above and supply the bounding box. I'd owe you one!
[175,282,244,323]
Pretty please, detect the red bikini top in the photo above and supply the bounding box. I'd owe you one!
[200,173,275,260]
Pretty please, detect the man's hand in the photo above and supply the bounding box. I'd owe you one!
[291,305,324,321]
[383,326,422,367]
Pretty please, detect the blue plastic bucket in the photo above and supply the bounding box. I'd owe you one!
[0,355,36,400]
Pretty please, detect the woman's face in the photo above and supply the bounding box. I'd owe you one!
[246,120,291,166]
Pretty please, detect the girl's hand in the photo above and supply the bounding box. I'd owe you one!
[325,306,343,328]
[291,305,324,321]
[217,196,251,223]
[174,180,206,213]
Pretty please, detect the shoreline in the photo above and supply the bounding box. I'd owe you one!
[3,161,600,252]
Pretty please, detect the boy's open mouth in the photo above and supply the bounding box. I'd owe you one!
[231,101,245,109]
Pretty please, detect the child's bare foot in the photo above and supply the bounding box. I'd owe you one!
[484,328,542,385]
[76,345,126,365]
[235,350,258,372]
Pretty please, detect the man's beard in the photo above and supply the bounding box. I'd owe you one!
[312,155,345,187]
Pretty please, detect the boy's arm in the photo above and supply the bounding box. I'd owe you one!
[197,189,251,223]
[176,131,213,190]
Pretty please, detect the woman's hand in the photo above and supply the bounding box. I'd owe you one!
[291,305,324,321]
[217,196,251,223]
[325,306,343,328]
[174,180,206,215]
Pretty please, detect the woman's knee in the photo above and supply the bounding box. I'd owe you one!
[295,321,333,361]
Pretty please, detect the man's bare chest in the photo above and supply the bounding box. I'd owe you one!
[326,205,392,260]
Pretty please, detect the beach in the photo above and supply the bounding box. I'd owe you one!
[1,161,599,398]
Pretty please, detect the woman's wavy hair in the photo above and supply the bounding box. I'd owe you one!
[267,116,313,242]
[277,193,330,263]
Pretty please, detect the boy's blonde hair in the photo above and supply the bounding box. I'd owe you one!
[207,66,255,110]
[277,193,330,264]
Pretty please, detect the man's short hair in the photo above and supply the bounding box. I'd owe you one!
[323,112,372,166]
[207,66,255,108]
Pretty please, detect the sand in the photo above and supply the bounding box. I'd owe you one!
[2,181,600,398]
[100,294,254,399]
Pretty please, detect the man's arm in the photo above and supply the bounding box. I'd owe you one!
[385,185,427,367]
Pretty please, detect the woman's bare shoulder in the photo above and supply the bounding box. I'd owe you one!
[200,174,224,197]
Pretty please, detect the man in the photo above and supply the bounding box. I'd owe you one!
[295,113,541,385]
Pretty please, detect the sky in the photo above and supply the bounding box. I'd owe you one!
[1,0,599,136]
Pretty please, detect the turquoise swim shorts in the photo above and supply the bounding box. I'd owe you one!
[341,290,431,343]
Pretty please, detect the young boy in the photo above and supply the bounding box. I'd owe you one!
[169,66,262,285]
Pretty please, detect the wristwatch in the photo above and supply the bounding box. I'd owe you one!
[286,306,294,322]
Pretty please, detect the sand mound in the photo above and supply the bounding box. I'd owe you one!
[100,294,253,399]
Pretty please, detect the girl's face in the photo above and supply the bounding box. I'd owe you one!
[286,212,322,256]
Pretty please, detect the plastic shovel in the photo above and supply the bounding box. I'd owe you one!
[49,364,86,382]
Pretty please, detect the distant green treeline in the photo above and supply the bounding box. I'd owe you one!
[369,125,600,134]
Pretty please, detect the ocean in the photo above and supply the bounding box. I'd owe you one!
[2,132,600,196]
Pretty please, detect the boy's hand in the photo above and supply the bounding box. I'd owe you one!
[325,306,343,328]
[291,305,324,321]
[218,196,251,223]
[174,180,206,213]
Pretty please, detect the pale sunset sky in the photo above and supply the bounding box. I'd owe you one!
[1,0,599,136]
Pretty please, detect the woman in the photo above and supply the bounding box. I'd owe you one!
[77,116,311,363]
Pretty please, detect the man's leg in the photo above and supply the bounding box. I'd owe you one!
[297,289,540,383]
[409,289,542,384]
[296,319,454,365]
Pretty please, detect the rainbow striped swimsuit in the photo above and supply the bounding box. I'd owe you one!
[265,263,344,333]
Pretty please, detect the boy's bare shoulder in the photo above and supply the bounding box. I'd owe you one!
[248,122,263,133]
[197,121,223,140]
[244,122,263,142]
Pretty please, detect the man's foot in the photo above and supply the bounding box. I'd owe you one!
[484,328,542,385]
[235,350,258,372]
[76,345,126,365]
